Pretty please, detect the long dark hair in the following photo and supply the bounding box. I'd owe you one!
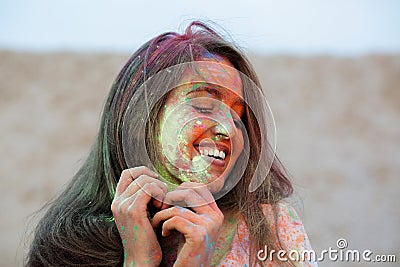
[26,21,293,266]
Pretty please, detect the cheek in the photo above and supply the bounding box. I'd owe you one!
[159,108,210,160]
[178,117,217,145]
[232,131,244,159]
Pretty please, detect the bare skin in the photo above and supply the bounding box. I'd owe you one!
[112,169,224,267]
[112,57,244,266]
[152,182,224,267]
[111,166,168,267]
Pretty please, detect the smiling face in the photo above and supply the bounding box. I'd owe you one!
[157,57,245,193]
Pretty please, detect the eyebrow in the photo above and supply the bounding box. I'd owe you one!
[186,83,245,106]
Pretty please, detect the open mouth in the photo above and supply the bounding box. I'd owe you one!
[199,147,226,160]
[193,142,229,166]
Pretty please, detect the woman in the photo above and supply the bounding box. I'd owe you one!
[27,21,316,267]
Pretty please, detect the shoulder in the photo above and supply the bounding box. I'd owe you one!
[260,202,318,267]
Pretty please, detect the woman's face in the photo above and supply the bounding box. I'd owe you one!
[157,56,245,193]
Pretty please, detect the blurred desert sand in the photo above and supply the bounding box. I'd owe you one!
[0,51,399,266]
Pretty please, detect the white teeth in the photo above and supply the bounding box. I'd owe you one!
[213,150,219,157]
[198,148,226,160]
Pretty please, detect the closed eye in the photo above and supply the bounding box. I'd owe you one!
[192,105,213,114]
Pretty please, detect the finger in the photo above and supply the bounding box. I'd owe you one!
[134,175,168,195]
[126,183,166,216]
[152,198,163,209]
[128,166,159,179]
[160,182,208,210]
[120,175,167,200]
[115,169,136,198]
[161,216,199,237]
[160,202,172,211]
[116,189,136,213]
[162,189,211,214]
[115,166,158,197]
[151,206,198,228]
[176,182,219,213]
[178,182,223,216]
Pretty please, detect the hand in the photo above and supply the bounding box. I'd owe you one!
[111,166,168,267]
[151,182,224,267]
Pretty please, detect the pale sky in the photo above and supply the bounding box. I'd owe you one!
[1,0,399,55]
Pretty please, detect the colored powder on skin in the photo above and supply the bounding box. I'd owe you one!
[288,208,295,222]
[192,83,201,90]
[211,215,238,266]
[205,233,211,252]
[154,162,179,190]
[130,261,136,266]
[133,225,139,241]
[157,68,242,186]
[121,225,125,235]
[178,174,191,183]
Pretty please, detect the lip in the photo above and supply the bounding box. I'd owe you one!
[193,142,230,167]
[194,141,229,155]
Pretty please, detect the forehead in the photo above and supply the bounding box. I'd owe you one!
[176,58,243,98]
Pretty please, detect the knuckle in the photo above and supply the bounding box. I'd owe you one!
[217,212,224,223]
[142,184,155,195]
[120,169,130,178]
[136,174,146,180]
[171,216,180,225]
[142,183,153,190]
[110,202,118,213]
[172,206,182,214]
[147,181,156,186]
[135,166,148,172]
[192,226,207,242]
[185,188,196,196]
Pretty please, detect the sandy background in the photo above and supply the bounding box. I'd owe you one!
[0,51,399,266]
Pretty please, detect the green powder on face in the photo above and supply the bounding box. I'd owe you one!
[178,173,191,183]
[154,162,179,190]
